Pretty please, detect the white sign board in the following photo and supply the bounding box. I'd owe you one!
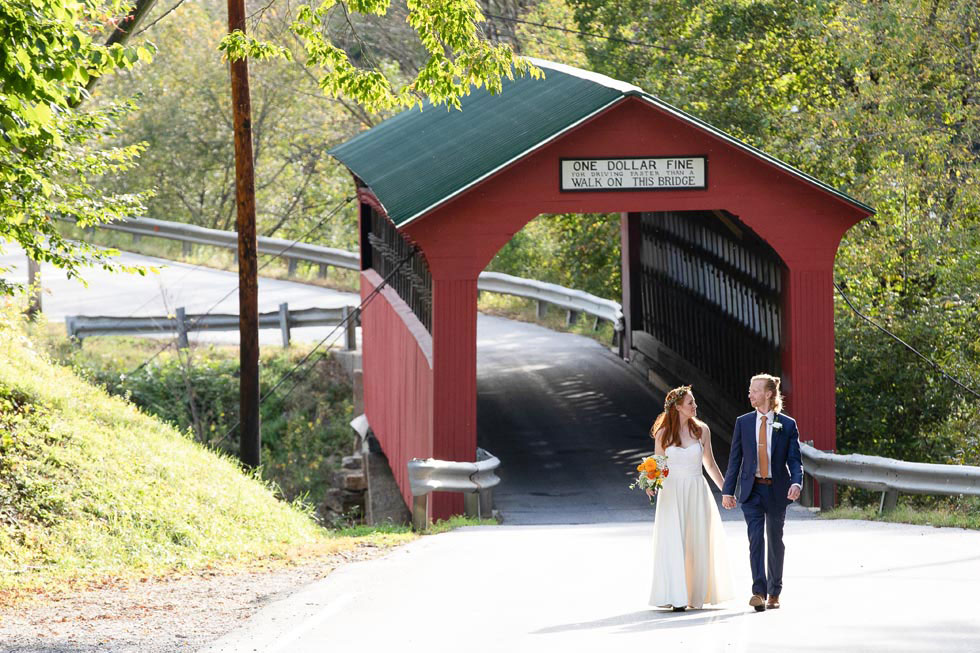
[560,156,707,192]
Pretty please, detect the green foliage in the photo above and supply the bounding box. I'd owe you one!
[0,0,154,296]
[96,0,362,246]
[487,213,621,299]
[265,0,541,111]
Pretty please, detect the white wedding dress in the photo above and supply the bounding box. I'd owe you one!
[649,441,734,608]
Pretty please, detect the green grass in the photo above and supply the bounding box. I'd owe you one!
[0,312,413,602]
[819,498,980,530]
[477,292,617,346]
[425,515,499,534]
[0,311,499,603]
[333,516,497,538]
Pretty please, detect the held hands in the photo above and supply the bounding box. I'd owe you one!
[645,489,655,499]
[787,485,801,501]
[722,495,736,510]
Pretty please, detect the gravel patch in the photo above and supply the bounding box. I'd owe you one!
[0,545,390,653]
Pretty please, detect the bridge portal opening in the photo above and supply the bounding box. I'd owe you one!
[474,209,785,522]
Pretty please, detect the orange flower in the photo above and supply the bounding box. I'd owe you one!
[638,457,660,473]
[646,472,656,480]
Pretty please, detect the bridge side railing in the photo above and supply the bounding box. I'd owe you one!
[801,442,980,514]
[64,217,624,336]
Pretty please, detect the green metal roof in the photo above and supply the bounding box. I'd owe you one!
[329,59,873,227]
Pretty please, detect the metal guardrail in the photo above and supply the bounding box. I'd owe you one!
[407,448,500,530]
[84,216,360,273]
[68,217,625,333]
[801,442,980,513]
[478,271,624,331]
[66,303,358,350]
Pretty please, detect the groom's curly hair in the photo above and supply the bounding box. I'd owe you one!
[650,385,703,449]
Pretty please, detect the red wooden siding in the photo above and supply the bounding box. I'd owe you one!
[360,269,434,514]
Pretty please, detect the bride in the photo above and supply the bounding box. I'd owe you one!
[647,385,733,610]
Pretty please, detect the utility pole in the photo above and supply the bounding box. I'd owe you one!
[227,0,261,468]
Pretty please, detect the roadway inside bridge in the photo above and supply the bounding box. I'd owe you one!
[477,314,813,525]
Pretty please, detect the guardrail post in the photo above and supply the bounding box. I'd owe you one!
[566,309,580,326]
[464,492,480,519]
[26,256,41,318]
[800,472,814,508]
[819,480,835,511]
[65,316,81,346]
[287,258,298,277]
[479,488,493,518]
[175,307,189,349]
[462,489,493,520]
[318,263,327,279]
[133,233,141,244]
[879,489,898,515]
[343,306,357,351]
[412,495,429,532]
[278,302,291,348]
[536,300,547,319]
[182,241,192,257]
[592,315,600,331]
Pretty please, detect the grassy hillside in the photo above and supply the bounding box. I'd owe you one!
[0,315,410,599]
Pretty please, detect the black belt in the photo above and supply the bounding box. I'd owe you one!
[754,477,773,485]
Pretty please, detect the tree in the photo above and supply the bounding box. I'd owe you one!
[97,0,365,247]
[218,0,539,112]
[0,0,153,296]
[564,0,980,463]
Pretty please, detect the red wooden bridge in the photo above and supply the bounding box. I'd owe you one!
[330,60,874,520]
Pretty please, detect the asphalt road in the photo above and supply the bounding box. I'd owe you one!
[0,245,360,346]
[201,519,980,653]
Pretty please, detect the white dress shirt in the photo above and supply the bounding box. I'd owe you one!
[756,408,801,490]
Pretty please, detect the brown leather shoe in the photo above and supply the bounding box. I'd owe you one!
[749,594,766,612]
[767,595,780,609]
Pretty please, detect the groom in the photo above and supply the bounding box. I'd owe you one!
[722,373,803,612]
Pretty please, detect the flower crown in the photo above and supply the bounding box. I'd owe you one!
[664,386,691,411]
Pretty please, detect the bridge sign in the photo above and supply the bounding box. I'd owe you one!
[560,156,707,192]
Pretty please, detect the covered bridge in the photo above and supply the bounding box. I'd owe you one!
[330,60,874,519]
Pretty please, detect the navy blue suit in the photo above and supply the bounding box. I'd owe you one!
[722,411,803,598]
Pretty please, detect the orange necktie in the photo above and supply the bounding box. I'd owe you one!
[758,415,769,478]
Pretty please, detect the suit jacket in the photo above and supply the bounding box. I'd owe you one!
[722,411,804,504]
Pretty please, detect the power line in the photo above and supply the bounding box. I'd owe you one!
[128,195,355,376]
[834,281,980,400]
[485,13,743,66]
[213,245,418,446]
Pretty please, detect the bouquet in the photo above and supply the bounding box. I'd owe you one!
[630,455,669,504]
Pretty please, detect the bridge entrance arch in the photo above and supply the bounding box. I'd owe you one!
[331,60,873,520]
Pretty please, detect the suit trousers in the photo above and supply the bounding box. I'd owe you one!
[741,482,787,597]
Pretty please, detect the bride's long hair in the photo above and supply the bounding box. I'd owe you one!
[650,385,703,449]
